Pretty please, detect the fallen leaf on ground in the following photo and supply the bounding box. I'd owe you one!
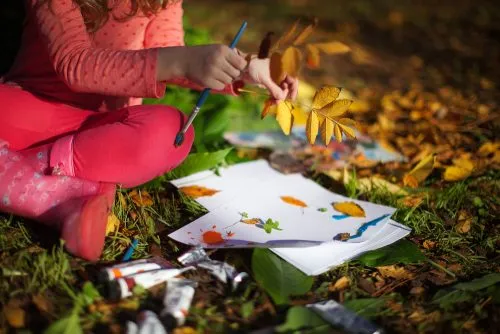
[377,265,415,280]
[32,294,52,313]
[106,213,120,236]
[173,327,197,334]
[408,309,441,324]
[128,190,154,207]
[3,300,25,328]
[332,201,366,217]
[280,196,307,207]
[329,276,350,292]
[179,186,219,199]
[399,194,425,207]
[410,286,426,295]
[404,153,436,186]
[443,156,474,181]
[423,240,436,249]
[402,174,419,188]
[456,210,473,233]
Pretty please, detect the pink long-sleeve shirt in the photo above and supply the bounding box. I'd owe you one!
[3,0,237,112]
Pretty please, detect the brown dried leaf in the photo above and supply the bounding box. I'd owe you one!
[261,99,276,119]
[402,174,419,188]
[32,294,52,313]
[258,32,274,59]
[410,286,425,295]
[377,265,415,280]
[128,190,153,207]
[456,210,473,234]
[314,41,350,54]
[3,300,25,328]
[399,194,425,208]
[423,240,436,249]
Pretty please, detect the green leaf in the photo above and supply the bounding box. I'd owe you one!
[44,309,82,334]
[169,148,232,179]
[252,249,313,305]
[432,289,473,309]
[343,298,386,318]
[81,282,100,306]
[276,306,329,332]
[454,273,500,291]
[355,240,426,267]
[241,301,254,319]
[203,109,230,143]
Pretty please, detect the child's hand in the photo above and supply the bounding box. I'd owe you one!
[242,56,299,103]
[181,45,247,90]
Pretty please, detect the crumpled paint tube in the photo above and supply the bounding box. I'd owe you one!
[126,310,167,334]
[160,278,197,329]
[306,300,385,334]
[99,257,174,282]
[177,246,249,291]
[107,267,194,300]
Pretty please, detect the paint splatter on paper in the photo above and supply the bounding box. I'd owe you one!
[332,214,349,220]
[333,233,351,241]
[332,201,366,217]
[280,196,307,207]
[350,214,391,240]
[179,185,219,199]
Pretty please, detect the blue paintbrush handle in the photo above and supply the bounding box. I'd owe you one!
[175,21,248,146]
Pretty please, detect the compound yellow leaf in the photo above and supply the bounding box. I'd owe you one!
[321,119,334,145]
[332,201,366,217]
[312,86,341,110]
[337,121,356,139]
[276,101,294,135]
[273,19,299,51]
[314,41,351,54]
[281,196,307,207]
[406,154,435,183]
[179,186,219,199]
[306,111,319,144]
[270,52,285,84]
[292,21,316,46]
[334,123,343,142]
[306,44,321,68]
[282,46,302,78]
[444,166,472,181]
[318,99,353,119]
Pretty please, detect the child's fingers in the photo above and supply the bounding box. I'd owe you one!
[284,75,299,101]
[227,50,248,71]
[222,61,242,80]
[262,77,287,101]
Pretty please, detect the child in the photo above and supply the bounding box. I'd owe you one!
[0,0,298,261]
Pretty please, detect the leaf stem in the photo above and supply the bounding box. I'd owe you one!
[427,259,456,278]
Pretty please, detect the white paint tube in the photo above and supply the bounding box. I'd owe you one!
[107,267,194,300]
[126,311,167,334]
[306,300,385,334]
[160,278,197,329]
[99,257,174,282]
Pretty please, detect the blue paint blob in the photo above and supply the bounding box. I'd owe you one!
[332,214,349,220]
[349,214,391,240]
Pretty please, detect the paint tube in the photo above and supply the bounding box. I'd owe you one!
[160,278,197,330]
[99,257,174,282]
[126,310,167,334]
[177,245,210,266]
[178,246,249,291]
[306,300,385,334]
[107,267,194,300]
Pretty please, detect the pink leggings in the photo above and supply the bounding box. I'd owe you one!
[0,84,194,188]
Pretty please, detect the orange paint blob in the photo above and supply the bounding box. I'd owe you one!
[202,230,225,244]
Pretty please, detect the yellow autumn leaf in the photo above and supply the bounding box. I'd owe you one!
[281,46,302,78]
[332,201,366,217]
[128,190,154,207]
[179,185,219,198]
[292,20,316,46]
[443,157,474,181]
[406,154,436,183]
[106,213,120,236]
[377,265,415,280]
[337,119,357,139]
[478,141,499,157]
[329,276,350,291]
[270,52,284,84]
[333,123,343,142]
[403,174,419,188]
[276,101,294,135]
[306,44,321,68]
[281,196,308,207]
[241,218,262,225]
[272,20,299,52]
[306,111,319,144]
[321,119,334,145]
[312,86,341,110]
[313,41,351,54]
[317,99,353,118]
